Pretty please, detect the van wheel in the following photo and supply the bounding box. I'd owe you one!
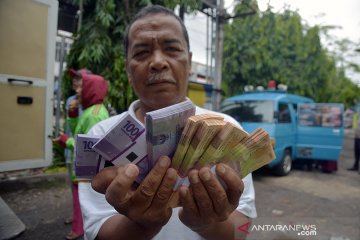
[274,149,292,176]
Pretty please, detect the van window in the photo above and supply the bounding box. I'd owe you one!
[221,100,274,123]
[278,103,291,123]
[299,104,342,128]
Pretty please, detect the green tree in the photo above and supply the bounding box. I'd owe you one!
[222,1,360,108]
[64,0,201,112]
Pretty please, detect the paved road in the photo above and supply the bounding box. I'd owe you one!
[1,130,359,240]
[0,174,76,240]
[248,129,360,240]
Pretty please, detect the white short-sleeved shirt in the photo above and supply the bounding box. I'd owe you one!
[79,100,257,240]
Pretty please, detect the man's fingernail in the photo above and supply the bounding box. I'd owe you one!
[179,187,188,198]
[189,173,200,184]
[200,169,211,181]
[217,164,226,174]
[125,165,137,177]
[159,156,170,167]
[167,168,177,179]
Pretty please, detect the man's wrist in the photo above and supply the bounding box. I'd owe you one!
[190,220,235,240]
[136,223,163,239]
[190,222,215,235]
[98,215,163,240]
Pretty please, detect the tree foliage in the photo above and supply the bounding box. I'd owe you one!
[64,0,201,112]
[64,0,360,110]
[222,1,360,107]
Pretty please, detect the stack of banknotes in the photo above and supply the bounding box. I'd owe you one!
[74,99,196,182]
[74,99,275,189]
[169,113,275,190]
[145,99,196,169]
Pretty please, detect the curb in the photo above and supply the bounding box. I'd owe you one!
[0,172,69,194]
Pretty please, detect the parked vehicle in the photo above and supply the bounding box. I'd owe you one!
[344,108,355,129]
[0,0,58,172]
[221,88,344,175]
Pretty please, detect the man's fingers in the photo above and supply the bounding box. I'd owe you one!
[188,169,214,222]
[151,168,177,208]
[104,164,139,214]
[91,166,119,194]
[179,185,199,218]
[133,156,171,207]
[198,167,228,218]
[215,163,243,206]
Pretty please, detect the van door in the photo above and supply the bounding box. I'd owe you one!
[0,0,58,171]
[275,102,296,154]
[296,103,344,161]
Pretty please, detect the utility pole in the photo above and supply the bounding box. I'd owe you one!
[213,0,225,111]
[77,0,83,32]
[55,35,66,136]
[212,0,256,110]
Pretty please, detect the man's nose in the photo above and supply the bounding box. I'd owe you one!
[150,50,169,71]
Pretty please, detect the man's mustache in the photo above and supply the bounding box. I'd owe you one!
[147,73,176,84]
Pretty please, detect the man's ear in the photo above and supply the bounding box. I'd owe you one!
[188,51,193,75]
[125,60,133,85]
[189,51,193,67]
[128,75,133,86]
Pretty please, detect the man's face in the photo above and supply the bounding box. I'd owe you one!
[126,13,192,111]
[75,79,83,103]
[72,78,80,91]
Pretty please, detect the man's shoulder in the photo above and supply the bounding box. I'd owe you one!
[65,95,77,109]
[89,104,108,116]
[195,106,241,128]
[66,94,77,102]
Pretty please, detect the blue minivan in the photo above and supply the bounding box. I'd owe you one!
[221,90,344,175]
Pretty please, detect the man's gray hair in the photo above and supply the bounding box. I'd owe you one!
[124,5,190,59]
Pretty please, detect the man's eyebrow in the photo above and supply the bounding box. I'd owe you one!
[131,43,150,50]
[163,39,182,45]
[131,39,182,51]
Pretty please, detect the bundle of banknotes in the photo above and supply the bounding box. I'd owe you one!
[145,99,196,169]
[74,99,196,182]
[74,99,275,189]
[169,113,275,190]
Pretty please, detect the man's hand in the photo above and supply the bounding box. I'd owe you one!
[68,99,79,111]
[178,163,244,236]
[92,156,177,236]
[68,99,79,118]
[51,131,68,148]
[51,131,64,143]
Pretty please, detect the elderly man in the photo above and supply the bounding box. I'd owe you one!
[79,5,257,240]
